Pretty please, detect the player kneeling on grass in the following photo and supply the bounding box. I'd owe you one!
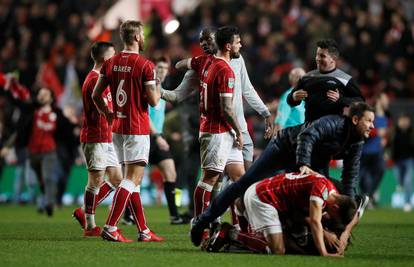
[206,172,358,256]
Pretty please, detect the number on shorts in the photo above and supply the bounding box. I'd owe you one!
[116,79,127,107]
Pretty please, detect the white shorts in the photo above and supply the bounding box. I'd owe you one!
[112,133,150,165]
[81,142,120,171]
[243,183,283,235]
[199,132,243,172]
[242,131,254,162]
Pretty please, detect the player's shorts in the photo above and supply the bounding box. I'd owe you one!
[112,133,150,165]
[199,131,243,172]
[81,142,120,171]
[243,182,283,235]
[149,135,173,164]
[242,131,254,162]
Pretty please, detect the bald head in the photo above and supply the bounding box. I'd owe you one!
[199,27,217,55]
[289,67,306,87]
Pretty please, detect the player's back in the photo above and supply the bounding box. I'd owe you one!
[256,173,336,212]
[80,70,112,143]
[100,51,156,135]
[198,56,235,133]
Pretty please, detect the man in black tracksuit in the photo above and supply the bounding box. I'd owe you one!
[287,39,364,122]
[190,102,375,246]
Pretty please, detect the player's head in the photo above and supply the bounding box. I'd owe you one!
[199,27,217,55]
[90,41,115,64]
[36,87,55,106]
[155,56,170,83]
[288,67,306,87]
[215,26,241,59]
[325,193,357,230]
[349,102,375,139]
[120,20,145,51]
[315,39,339,72]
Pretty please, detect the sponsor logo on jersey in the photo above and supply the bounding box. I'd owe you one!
[228,78,235,89]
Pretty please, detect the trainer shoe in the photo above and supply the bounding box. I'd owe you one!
[121,213,135,226]
[357,195,370,220]
[206,223,233,252]
[190,216,210,247]
[84,226,102,237]
[102,228,133,243]
[72,207,86,229]
[138,230,165,242]
[171,215,190,225]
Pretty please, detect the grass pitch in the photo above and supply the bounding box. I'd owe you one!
[0,205,413,267]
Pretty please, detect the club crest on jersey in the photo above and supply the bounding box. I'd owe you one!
[322,188,328,200]
[228,78,234,89]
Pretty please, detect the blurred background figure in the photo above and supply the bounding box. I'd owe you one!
[274,67,306,131]
[359,92,390,208]
[391,113,414,212]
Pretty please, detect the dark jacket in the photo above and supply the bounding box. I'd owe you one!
[287,68,364,122]
[276,115,364,197]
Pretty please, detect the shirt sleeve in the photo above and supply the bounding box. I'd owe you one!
[239,56,271,117]
[309,181,329,207]
[190,55,204,73]
[218,68,235,97]
[143,60,156,86]
[100,61,108,78]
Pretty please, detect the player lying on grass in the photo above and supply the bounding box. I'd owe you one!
[205,172,360,256]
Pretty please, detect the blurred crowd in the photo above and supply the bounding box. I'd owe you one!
[0,0,413,210]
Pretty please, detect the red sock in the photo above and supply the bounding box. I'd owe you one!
[194,181,213,217]
[128,187,149,232]
[105,180,135,227]
[96,181,115,206]
[84,186,98,215]
[237,232,269,254]
[230,203,239,226]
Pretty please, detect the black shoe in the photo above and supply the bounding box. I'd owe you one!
[190,216,209,247]
[206,223,233,252]
[171,215,189,225]
[121,213,135,225]
[356,195,370,220]
[45,205,53,217]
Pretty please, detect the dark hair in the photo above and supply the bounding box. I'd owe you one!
[349,102,375,119]
[154,56,170,65]
[215,26,239,50]
[316,39,340,57]
[90,41,114,62]
[322,195,357,251]
[120,20,143,45]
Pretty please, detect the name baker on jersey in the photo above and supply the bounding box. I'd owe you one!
[113,65,132,72]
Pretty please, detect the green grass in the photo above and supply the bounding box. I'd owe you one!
[0,205,413,267]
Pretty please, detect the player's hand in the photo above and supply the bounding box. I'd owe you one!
[156,135,170,151]
[292,89,308,101]
[324,231,341,253]
[264,116,274,140]
[235,132,243,150]
[299,165,317,175]
[327,89,340,102]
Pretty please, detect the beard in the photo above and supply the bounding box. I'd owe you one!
[230,50,240,59]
